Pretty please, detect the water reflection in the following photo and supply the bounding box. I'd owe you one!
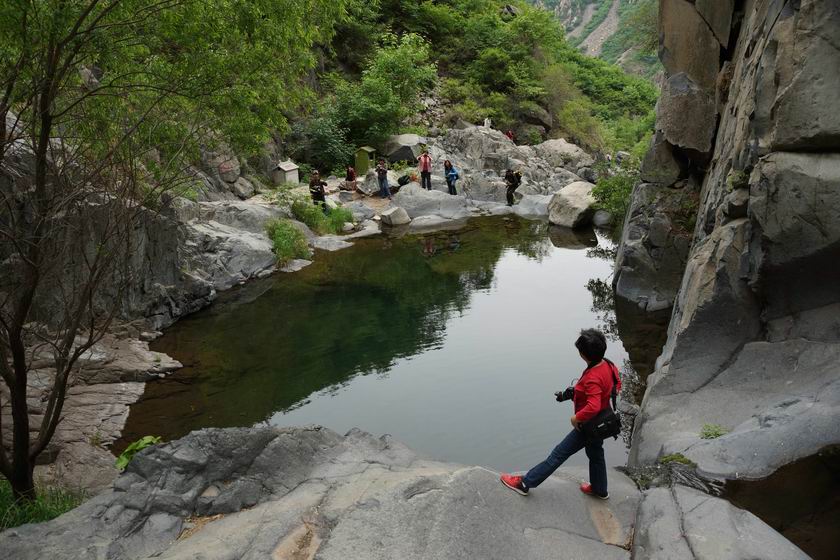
[121,217,630,471]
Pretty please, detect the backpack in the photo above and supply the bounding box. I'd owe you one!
[397,175,411,186]
[579,360,622,442]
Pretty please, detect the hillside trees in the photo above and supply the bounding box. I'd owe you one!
[0,0,346,502]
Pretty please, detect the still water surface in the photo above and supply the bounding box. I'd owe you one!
[123,217,630,472]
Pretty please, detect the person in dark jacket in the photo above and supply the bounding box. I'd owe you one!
[504,168,522,206]
[444,160,459,195]
[309,170,328,213]
[376,159,391,200]
[500,328,621,500]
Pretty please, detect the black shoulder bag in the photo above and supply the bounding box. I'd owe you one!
[580,360,622,442]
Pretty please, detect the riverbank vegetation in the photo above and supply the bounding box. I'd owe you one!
[0,481,84,529]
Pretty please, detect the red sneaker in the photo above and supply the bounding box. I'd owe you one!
[500,473,529,496]
[580,482,609,500]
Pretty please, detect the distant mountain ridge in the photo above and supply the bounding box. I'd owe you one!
[530,0,660,79]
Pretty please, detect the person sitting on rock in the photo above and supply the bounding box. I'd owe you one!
[376,159,391,200]
[342,165,357,191]
[504,168,522,206]
[505,129,516,143]
[500,328,621,500]
[444,160,459,195]
[417,149,433,191]
[309,170,328,213]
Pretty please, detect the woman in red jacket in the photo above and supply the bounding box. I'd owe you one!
[500,329,621,499]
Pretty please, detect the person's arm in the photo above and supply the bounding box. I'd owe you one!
[572,377,604,424]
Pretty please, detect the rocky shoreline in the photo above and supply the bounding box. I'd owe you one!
[0,426,808,560]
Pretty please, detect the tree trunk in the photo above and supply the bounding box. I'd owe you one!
[10,460,35,503]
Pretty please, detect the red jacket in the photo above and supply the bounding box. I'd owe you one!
[418,154,432,173]
[573,360,620,423]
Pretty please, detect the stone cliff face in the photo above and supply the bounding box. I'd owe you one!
[618,0,840,479]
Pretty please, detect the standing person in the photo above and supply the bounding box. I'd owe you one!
[500,329,621,499]
[309,170,328,213]
[343,165,357,191]
[417,149,433,191]
[504,168,522,206]
[444,160,459,196]
[376,159,391,200]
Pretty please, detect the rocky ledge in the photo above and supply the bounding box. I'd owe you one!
[0,427,807,560]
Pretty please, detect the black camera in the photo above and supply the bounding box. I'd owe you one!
[555,386,574,402]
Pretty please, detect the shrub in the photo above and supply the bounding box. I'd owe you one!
[658,453,696,466]
[0,480,85,529]
[700,424,730,440]
[288,112,355,174]
[592,166,640,221]
[291,199,354,235]
[266,219,311,264]
[116,435,162,471]
[326,206,354,233]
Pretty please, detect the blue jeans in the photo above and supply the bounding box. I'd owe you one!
[378,176,390,198]
[522,429,608,496]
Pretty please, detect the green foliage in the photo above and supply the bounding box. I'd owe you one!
[336,32,435,147]
[291,199,355,235]
[266,220,311,265]
[592,162,640,221]
[659,453,696,466]
[0,481,85,530]
[289,113,355,174]
[116,436,162,471]
[700,424,730,440]
[727,170,749,191]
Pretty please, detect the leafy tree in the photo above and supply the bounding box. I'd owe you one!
[0,0,346,503]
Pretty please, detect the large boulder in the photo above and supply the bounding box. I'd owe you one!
[640,131,685,186]
[392,183,471,221]
[513,194,552,219]
[547,181,597,229]
[534,138,594,171]
[0,427,644,560]
[384,134,427,163]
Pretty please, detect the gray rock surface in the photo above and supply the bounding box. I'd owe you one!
[657,73,716,154]
[392,183,472,221]
[623,0,840,490]
[384,133,427,163]
[547,181,596,229]
[633,486,808,560]
[613,182,695,313]
[0,427,642,560]
[533,137,594,170]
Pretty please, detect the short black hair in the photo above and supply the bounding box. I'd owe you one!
[575,328,607,362]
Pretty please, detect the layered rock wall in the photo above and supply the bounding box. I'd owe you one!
[621,0,840,478]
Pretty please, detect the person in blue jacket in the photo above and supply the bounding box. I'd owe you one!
[444,160,459,195]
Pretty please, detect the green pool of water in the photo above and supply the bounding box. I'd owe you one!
[122,216,633,472]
